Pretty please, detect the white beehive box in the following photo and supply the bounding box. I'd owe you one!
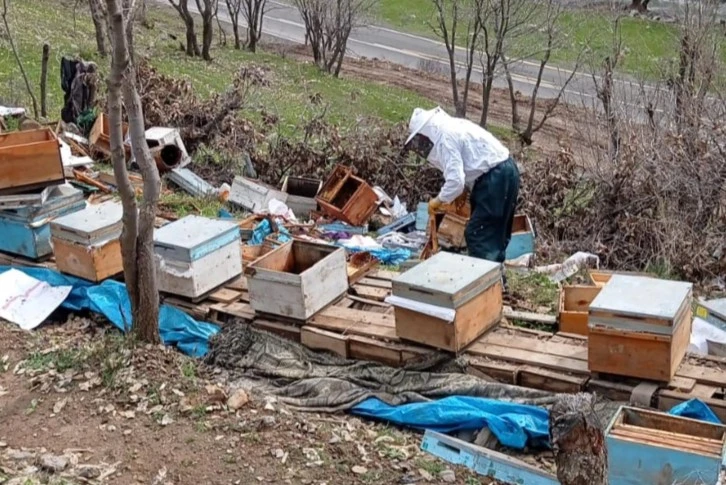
[153,215,242,299]
[246,240,348,321]
[229,176,288,213]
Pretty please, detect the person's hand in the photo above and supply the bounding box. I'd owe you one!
[428,197,443,214]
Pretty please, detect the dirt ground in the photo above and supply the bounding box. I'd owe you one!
[0,316,502,485]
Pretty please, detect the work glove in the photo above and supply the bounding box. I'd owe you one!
[428,197,443,215]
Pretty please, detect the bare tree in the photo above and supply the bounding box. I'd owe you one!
[1,0,39,119]
[225,0,243,49]
[591,15,624,161]
[429,0,483,118]
[105,0,161,344]
[505,0,582,145]
[168,0,201,56]
[89,0,108,57]
[477,0,538,127]
[293,0,376,77]
[196,0,219,61]
[241,0,268,52]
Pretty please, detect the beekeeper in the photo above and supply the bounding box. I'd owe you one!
[405,106,520,265]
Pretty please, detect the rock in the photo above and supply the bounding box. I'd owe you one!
[205,384,227,404]
[261,416,276,427]
[7,449,35,461]
[38,453,69,473]
[328,435,341,445]
[418,468,433,481]
[52,398,67,414]
[159,414,174,426]
[440,469,455,483]
[0,441,6,448]
[120,410,136,419]
[77,465,102,479]
[227,389,249,410]
[264,402,275,412]
[107,425,117,432]
[351,465,368,475]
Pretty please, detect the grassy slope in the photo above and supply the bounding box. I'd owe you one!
[375,0,684,78]
[0,0,433,131]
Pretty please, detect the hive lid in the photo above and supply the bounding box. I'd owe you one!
[153,215,240,262]
[589,274,692,320]
[0,184,83,222]
[51,201,123,244]
[392,252,501,309]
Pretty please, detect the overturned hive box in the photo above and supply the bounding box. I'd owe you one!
[89,112,130,159]
[154,215,242,299]
[229,176,288,213]
[281,176,321,220]
[0,184,85,259]
[246,240,348,321]
[505,214,535,260]
[588,275,693,382]
[389,252,502,352]
[51,201,124,282]
[606,406,726,485]
[316,165,378,226]
[0,128,65,195]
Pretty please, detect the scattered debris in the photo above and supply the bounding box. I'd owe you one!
[0,269,72,330]
[227,388,249,410]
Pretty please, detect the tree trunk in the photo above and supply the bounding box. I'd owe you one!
[202,16,214,60]
[629,0,649,12]
[40,43,49,118]
[106,0,161,345]
[89,0,108,57]
[549,393,608,485]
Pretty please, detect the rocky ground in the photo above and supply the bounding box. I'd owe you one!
[0,315,500,485]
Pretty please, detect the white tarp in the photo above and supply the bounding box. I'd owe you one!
[0,269,72,330]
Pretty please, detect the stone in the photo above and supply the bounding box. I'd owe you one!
[351,465,368,475]
[261,416,276,427]
[440,469,455,483]
[52,398,67,414]
[227,389,249,411]
[77,465,102,479]
[418,468,433,481]
[38,453,69,473]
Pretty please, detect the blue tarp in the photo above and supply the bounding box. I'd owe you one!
[339,246,411,266]
[669,398,721,424]
[352,396,549,450]
[0,266,219,357]
[249,219,291,246]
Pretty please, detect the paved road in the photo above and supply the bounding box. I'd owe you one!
[160,0,666,114]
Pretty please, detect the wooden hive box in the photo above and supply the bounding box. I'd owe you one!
[437,213,467,248]
[389,251,502,352]
[281,176,321,220]
[229,176,288,213]
[154,215,242,299]
[51,201,124,282]
[558,285,601,335]
[505,214,535,260]
[606,406,726,485]
[695,298,726,332]
[0,185,85,259]
[588,275,693,382]
[246,240,348,321]
[89,112,130,158]
[316,165,378,226]
[0,128,65,195]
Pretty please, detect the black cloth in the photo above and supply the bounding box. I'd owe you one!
[61,57,80,123]
[464,157,520,263]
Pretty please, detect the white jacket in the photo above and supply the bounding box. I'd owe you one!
[411,107,510,203]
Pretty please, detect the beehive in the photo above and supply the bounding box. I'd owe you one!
[51,201,124,282]
[281,176,321,220]
[588,275,693,381]
[246,240,348,321]
[154,215,242,299]
[390,252,502,352]
[316,165,378,226]
[0,128,65,194]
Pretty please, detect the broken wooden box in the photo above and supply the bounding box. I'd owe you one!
[606,406,726,485]
[51,201,124,282]
[389,251,502,352]
[0,184,84,259]
[281,176,321,220]
[316,165,378,226]
[588,274,693,382]
[558,285,601,336]
[246,240,348,321]
[229,176,288,213]
[89,112,130,158]
[154,215,242,299]
[0,128,65,195]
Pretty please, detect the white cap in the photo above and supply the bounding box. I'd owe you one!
[405,106,442,146]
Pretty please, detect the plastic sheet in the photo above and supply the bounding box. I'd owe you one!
[249,219,291,246]
[669,398,721,424]
[352,396,550,450]
[0,266,219,357]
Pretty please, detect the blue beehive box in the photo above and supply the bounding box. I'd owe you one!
[605,406,726,485]
[0,185,85,259]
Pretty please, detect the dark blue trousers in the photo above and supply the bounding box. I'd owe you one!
[464,157,520,263]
